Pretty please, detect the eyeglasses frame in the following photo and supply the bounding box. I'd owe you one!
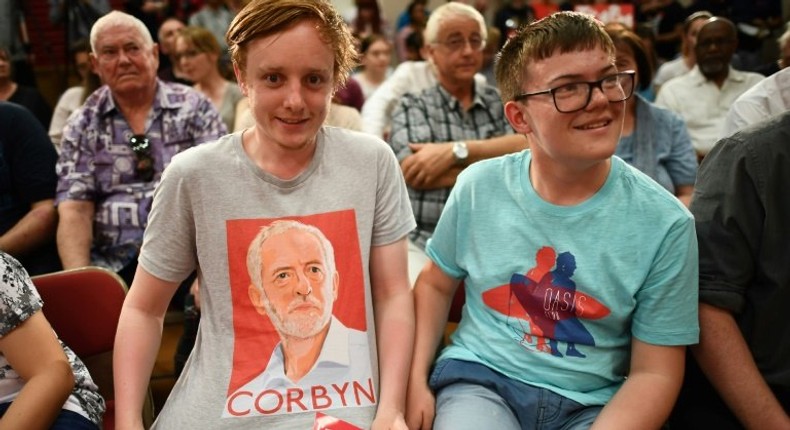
[513,70,637,114]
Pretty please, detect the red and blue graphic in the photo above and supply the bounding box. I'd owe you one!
[482,246,610,358]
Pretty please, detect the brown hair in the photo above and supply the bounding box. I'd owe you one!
[605,23,654,91]
[495,11,614,102]
[178,26,222,56]
[227,0,356,87]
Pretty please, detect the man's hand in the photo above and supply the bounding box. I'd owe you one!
[372,407,408,430]
[401,142,455,188]
[405,381,436,430]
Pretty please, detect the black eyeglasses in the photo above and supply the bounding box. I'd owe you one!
[513,71,636,113]
[128,134,155,182]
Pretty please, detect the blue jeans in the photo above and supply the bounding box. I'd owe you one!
[0,402,99,429]
[429,359,601,430]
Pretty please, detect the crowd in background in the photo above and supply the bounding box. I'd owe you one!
[0,0,789,428]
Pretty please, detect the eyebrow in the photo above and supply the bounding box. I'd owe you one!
[545,64,617,86]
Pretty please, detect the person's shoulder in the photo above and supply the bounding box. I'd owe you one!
[731,68,765,84]
[0,101,36,124]
[168,132,236,173]
[614,157,692,218]
[321,127,390,155]
[728,111,790,152]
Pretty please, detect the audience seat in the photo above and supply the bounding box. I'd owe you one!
[31,266,155,430]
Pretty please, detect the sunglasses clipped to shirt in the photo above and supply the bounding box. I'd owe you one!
[128,134,155,182]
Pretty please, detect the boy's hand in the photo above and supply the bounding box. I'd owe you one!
[406,381,435,430]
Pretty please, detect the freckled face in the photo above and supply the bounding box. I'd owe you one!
[235,21,335,154]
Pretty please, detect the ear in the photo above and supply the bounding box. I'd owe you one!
[331,271,339,301]
[248,284,267,316]
[504,100,534,135]
[152,43,160,67]
[234,63,247,96]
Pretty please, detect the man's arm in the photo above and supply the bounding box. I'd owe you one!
[692,303,790,429]
[591,340,686,429]
[56,200,95,269]
[114,266,180,430]
[401,135,528,190]
[406,260,461,430]
[0,199,57,257]
[369,238,414,430]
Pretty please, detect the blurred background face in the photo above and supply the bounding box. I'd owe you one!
[685,18,709,56]
[74,51,92,81]
[614,42,639,86]
[158,19,185,55]
[429,16,485,86]
[175,37,215,82]
[695,21,736,78]
[361,38,391,74]
[92,26,159,94]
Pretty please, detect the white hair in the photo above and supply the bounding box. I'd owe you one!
[90,10,154,53]
[423,2,487,45]
[246,220,336,294]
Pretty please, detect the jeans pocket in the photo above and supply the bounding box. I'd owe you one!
[428,359,452,390]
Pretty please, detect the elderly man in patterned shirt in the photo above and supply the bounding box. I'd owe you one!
[388,2,523,283]
[55,11,226,285]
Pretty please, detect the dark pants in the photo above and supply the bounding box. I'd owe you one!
[0,402,98,430]
[670,351,790,429]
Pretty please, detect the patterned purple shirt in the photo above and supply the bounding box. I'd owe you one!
[56,80,227,271]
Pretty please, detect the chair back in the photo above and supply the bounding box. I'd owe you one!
[32,267,127,357]
[31,267,154,429]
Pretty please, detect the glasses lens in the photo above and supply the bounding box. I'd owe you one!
[128,135,154,181]
[554,73,635,113]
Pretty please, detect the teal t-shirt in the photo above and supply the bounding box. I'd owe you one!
[426,151,699,406]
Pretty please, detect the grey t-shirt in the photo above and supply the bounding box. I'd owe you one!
[140,127,415,429]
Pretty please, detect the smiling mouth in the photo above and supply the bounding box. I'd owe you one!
[279,118,308,125]
[576,120,611,130]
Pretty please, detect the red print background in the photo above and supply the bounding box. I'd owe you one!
[225,210,365,394]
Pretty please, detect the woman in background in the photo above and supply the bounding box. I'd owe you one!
[175,26,243,131]
[0,46,51,128]
[606,24,698,206]
[49,39,103,148]
[353,34,393,102]
[0,252,105,429]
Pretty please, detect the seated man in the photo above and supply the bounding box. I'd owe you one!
[722,66,790,137]
[407,11,699,430]
[388,2,525,283]
[55,11,226,285]
[655,17,763,158]
[671,112,790,429]
[0,102,60,275]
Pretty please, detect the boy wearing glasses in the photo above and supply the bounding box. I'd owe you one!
[406,11,699,430]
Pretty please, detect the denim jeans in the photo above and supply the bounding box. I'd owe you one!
[429,359,601,430]
[0,402,99,430]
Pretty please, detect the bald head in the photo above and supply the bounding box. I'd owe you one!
[695,17,737,82]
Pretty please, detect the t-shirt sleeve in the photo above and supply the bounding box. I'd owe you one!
[424,172,468,280]
[689,136,761,313]
[372,144,416,246]
[631,214,699,346]
[138,156,197,283]
[0,252,43,337]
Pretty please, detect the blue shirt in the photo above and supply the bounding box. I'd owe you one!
[427,151,699,406]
